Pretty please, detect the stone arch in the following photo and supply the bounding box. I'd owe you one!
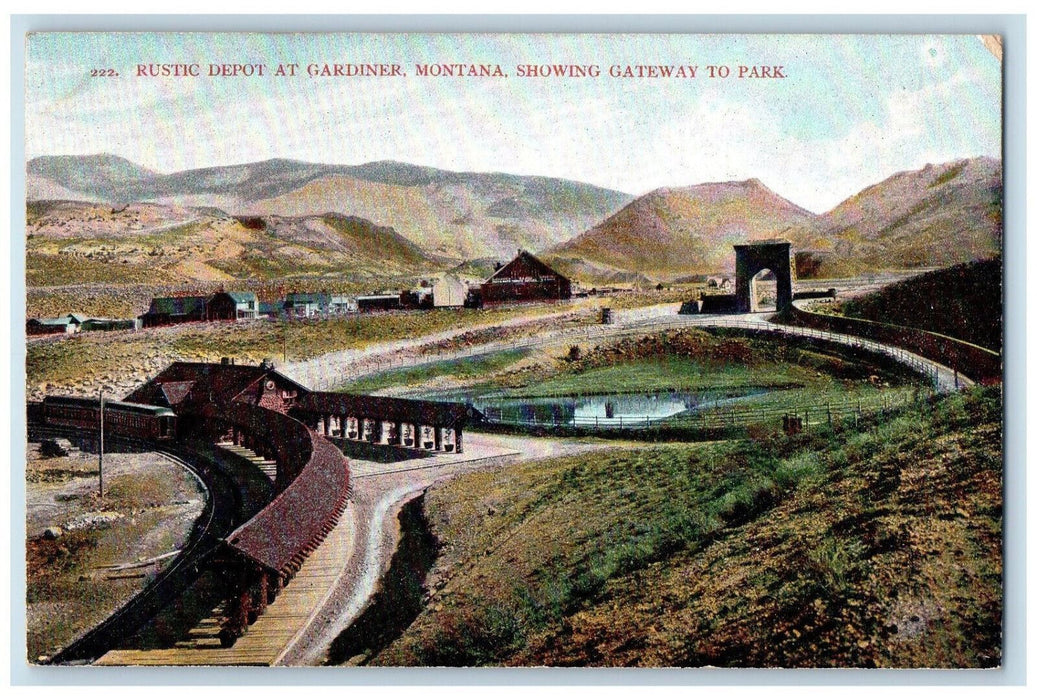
[734,240,793,313]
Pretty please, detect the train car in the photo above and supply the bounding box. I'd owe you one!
[42,395,177,441]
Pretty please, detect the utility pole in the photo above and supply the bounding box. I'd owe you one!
[98,391,104,501]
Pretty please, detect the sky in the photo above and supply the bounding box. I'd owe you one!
[24,32,1002,213]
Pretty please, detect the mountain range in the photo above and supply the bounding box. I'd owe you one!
[27,155,632,261]
[26,154,1002,286]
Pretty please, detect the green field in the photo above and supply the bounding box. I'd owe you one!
[506,356,814,397]
[357,329,929,430]
[368,386,1002,667]
[342,349,532,394]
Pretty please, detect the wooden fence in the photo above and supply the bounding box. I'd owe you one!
[477,388,930,433]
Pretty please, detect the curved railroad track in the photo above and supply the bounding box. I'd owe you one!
[42,439,243,665]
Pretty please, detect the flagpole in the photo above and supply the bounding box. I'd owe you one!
[98,391,104,501]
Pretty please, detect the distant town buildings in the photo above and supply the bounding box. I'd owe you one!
[329,294,357,315]
[284,292,330,318]
[26,313,88,335]
[207,291,257,321]
[141,296,209,327]
[31,255,579,337]
[27,313,139,335]
[141,290,258,327]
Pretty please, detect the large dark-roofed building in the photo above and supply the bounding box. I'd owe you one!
[122,359,477,454]
[140,296,208,327]
[123,360,306,416]
[480,250,571,305]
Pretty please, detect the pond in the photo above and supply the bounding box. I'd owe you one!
[432,388,775,428]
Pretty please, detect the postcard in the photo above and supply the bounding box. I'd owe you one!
[21,30,1004,670]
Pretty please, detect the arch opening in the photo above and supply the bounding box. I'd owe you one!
[750,268,778,312]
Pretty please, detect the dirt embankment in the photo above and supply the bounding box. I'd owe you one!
[280,433,614,667]
[323,495,439,665]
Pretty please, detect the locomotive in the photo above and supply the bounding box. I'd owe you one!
[40,395,177,441]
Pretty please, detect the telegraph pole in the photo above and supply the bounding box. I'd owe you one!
[98,391,104,501]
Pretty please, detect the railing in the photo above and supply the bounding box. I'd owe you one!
[313,312,948,392]
[783,304,1001,384]
[675,316,950,390]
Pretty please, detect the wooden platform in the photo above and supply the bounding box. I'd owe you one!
[95,446,356,667]
[217,442,278,482]
[93,437,519,666]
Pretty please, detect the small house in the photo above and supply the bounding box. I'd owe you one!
[207,291,258,321]
[284,292,330,318]
[328,294,357,315]
[26,313,88,335]
[433,275,468,308]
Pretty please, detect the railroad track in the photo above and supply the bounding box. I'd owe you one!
[41,438,243,665]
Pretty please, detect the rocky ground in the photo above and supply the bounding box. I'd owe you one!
[25,442,205,662]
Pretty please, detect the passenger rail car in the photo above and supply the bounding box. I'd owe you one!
[41,395,177,441]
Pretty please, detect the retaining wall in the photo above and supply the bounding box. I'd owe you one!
[785,306,1001,384]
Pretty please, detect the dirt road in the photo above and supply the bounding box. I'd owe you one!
[275,432,615,666]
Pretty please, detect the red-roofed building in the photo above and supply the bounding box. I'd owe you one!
[479,250,571,305]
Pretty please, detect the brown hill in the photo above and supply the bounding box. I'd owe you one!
[25,201,443,287]
[544,158,1002,283]
[814,157,1002,275]
[543,178,821,281]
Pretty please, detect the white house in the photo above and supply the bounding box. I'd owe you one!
[433,275,467,308]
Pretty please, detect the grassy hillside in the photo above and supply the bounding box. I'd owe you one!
[371,386,1001,667]
[839,258,1002,352]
